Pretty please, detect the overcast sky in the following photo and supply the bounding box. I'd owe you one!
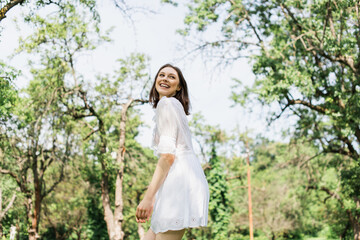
[0,0,290,150]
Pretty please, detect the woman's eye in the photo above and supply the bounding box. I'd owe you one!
[170,76,175,79]
[159,74,164,77]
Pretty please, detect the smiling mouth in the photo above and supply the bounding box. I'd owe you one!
[159,83,170,88]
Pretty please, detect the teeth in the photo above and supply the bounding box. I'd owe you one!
[160,83,169,88]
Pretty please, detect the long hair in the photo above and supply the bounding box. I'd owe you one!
[149,63,190,115]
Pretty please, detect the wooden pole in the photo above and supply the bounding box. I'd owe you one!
[246,141,254,240]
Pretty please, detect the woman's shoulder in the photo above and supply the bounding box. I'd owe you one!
[158,96,182,109]
[157,97,186,118]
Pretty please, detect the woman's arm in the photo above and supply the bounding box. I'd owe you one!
[136,153,175,223]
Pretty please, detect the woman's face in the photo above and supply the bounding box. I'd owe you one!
[155,67,181,98]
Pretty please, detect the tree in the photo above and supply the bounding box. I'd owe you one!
[0,1,106,239]
[60,53,150,240]
[5,0,156,238]
[249,139,310,239]
[206,144,231,240]
[39,153,93,240]
[0,68,75,240]
[0,0,98,123]
[167,0,360,238]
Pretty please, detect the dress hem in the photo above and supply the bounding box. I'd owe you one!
[150,224,208,234]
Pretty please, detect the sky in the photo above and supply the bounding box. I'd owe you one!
[0,0,290,150]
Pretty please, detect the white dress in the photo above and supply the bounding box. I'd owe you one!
[150,96,209,234]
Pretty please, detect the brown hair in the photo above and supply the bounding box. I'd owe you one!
[149,63,191,115]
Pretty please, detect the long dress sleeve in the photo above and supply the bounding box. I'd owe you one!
[155,97,179,155]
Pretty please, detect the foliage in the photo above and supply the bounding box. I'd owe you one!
[188,111,353,239]
[39,155,93,239]
[3,0,359,239]
[0,0,98,24]
[0,62,19,120]
[2,1,154,237]
[0,175,26,239]
[180,0,360,162]
[0,0,105,238]
[166,0,360,238]
[226,136,353,239]
[206,146,231,239]
[0,65,78,237]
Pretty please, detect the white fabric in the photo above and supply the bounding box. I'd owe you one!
[151,96,209,234]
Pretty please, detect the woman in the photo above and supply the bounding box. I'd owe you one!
[136,64,209,240]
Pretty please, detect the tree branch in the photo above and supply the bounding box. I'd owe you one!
[298,152,323,168]
[132,98,149,105]
[226,175,242,181]
[270,100,293,122]
[306,183,354,226]
[324,145,351,157]
[280,2,303,32]
[42,133,71,199]
[0,168,21,186]
[281,2,357,73]
[0,190,17,220]
[42,169,64,200]
[83,128,99,141]
[307,185,342,204]
[326,2,337,38]
[336,130,359,159]
[287,98,328,114]
[0,0,25,22]
[355,1,360,62]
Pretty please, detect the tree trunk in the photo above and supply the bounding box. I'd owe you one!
[340,221,350,239]
[137,223,145,240]
[101,167,116,240]
[26,197,39,240]
[352,197,360,240]
[271,232,276,240]
[114,98,133,240]
[353,220,360,240]
[95,97,134,240]
[28,157,41,240]
[95,111,117,240]
[33,179,41,237]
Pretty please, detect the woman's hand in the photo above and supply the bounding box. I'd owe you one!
[136,197,154,223]
[135,153,174,223]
